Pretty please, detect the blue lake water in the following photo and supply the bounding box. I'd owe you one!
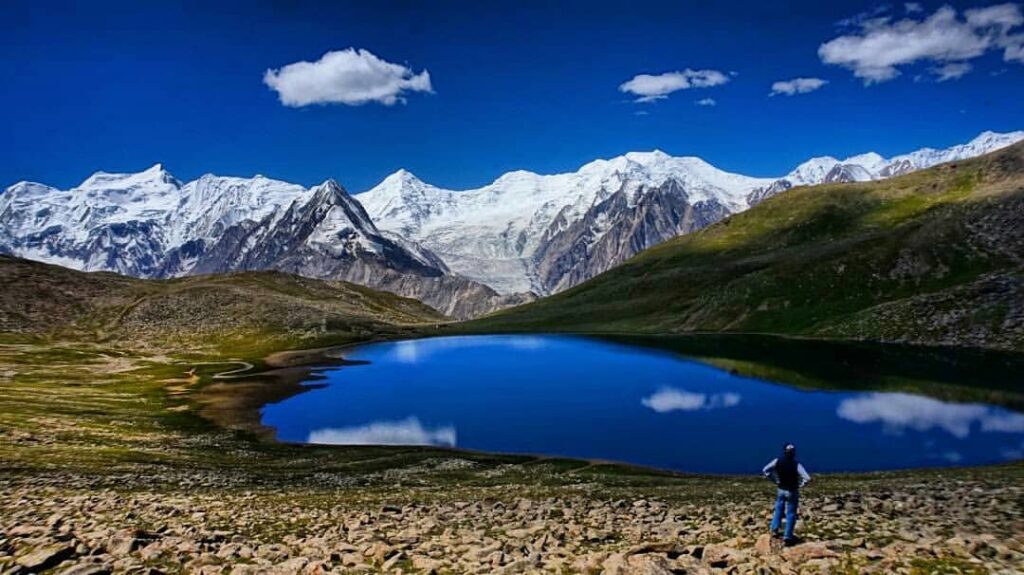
[260,335,1024,474]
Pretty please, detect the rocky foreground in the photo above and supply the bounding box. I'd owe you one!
[1,464,1022,575]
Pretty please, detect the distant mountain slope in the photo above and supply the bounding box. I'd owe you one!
[0,169,523,319]
[467,142,1024,352]
[0,255,444,352]
[360,131,1023,296]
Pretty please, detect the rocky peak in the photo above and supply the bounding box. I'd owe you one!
[301,179,382,239]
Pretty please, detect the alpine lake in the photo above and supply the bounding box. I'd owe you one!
[246,334,1024,474]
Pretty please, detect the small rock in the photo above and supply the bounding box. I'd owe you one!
[701,543,743,568]
[754,533,775,555]
[57,563,112,575]
[782,542,838,564]
[603,552,675,575]
[411,555,443,574]
[16,544,76,572]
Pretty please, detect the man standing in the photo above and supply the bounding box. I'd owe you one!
[762,443,811,545]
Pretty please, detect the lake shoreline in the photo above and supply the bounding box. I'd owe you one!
[193,333,1024,476]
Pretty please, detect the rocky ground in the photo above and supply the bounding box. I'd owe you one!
[1,469,1022,574]
[1,342,1022,574]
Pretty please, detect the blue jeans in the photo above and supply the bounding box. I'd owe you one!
[770,488,799,540]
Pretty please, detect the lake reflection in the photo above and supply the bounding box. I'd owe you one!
[837,393,1024,438]
[308,417,456,447]
[261,335,1024,473]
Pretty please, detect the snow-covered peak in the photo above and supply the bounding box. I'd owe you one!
[969,130,1024,149]
[842,152,886,173]
[78,163,181,192]
[3,181,58,197]
[375,168,446,198]
[491,169,546,187]
[360,147,776,283]
[0,181,61,220]
[171,173,309,245]
[387,168,424,184]
[785,156,839,186]
[311,179,378,230]
[301,179,386,256]
[777,130,1024,188]
[622,149,671,164]
[560,150,772,210]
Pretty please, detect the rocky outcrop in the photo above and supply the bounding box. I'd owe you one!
[534,180,731,293]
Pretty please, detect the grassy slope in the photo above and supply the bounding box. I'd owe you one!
[466,142,1024,351]
[0,255,444,355]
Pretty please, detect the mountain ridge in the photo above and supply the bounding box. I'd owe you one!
[463,141,1024,352]
[0,169,523,319]
[360,130,1024,295]
[2,130,1021,318]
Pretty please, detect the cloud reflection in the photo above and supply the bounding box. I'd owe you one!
[836,393,1024,439]
[642,387,741,413]
[393,340,422,364]
[391,336,548,364]
[307,417,456,447]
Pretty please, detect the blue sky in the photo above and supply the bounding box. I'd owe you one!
[2,1,1023,192]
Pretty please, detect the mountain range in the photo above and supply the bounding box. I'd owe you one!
[467,140,1024,352]
[361,130,1024,296]
[1,130,1020,317]
[0,168,525,318]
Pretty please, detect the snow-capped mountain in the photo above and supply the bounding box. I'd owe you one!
[360,151,772,294]
[0,168,522,318]
[360,130,1024,296]
[749,130,1024,205]
[2,130,1020,315]
[0,165,309,277]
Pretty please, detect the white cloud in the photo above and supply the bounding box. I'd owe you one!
[1006,42,1024,62]
[933,61,973,81]
[836,392,1024,438]
[307,417,456,446]
[619,69,730,103]
[770,77,828,96]
[820,4,1024,83]
[905,2,923,14]
[641,387,741,413]
[696,97,717,106]
[264,48,433,107]
[837,5,893,28]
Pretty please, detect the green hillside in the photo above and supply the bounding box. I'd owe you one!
[467,142,1024,351]
[0,255,444,354]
